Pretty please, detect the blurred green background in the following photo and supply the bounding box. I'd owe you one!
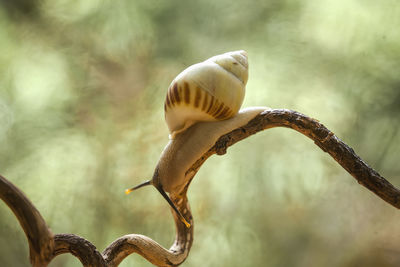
[1,0,400,266]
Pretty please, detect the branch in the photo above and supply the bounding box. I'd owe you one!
[0,108,399,267]
[102,192,193,267]
[0,174,54,267]
[0,174,192,267]
[187,109,400,209]
[53,234,106,267]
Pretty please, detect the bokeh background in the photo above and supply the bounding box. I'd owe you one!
[1,1,400,266]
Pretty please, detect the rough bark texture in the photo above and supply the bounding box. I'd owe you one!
[1,109,399,266]
[53,234,106,267]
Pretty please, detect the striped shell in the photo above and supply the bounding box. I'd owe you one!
[164,50,249,138]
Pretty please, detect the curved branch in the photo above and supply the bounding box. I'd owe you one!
[1,109,399,267]
[187,109,400,209]
[53,234,106,267]
[103,234,179,267]
[103,192,193,267]
[0,175,54,267]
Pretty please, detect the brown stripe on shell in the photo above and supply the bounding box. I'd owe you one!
[169,84,176,105]
[184,82,190,104]
[167,86,174,106]
[216,106,232,119]
[206,95,215,113]
[209,100,220,116]
[194,86,202,108]
[212,102,225,117]
[209,99,220,116]
[201,91,209,111]
[165,90,171,109]
[172,82,181,103]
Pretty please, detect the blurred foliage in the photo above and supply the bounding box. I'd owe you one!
[0,0,400,266]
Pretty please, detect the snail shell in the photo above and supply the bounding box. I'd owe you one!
[164,50,249,139]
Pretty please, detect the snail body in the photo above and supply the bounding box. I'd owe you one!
[156,106,268,194]
[126,51,269,228]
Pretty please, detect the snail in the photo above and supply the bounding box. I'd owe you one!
[126,50,268,228]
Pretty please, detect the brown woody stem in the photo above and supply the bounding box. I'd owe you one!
[188,109,400,209]
[0,108,399,267]
[0,174,54,267]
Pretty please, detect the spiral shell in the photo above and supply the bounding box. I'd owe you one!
[164,50,249,138]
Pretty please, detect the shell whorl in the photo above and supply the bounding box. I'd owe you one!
[164,50,249,139]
